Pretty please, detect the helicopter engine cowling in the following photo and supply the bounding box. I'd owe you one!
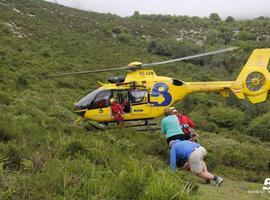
[108,76,125,84]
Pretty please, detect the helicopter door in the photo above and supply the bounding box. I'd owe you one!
[112,90,131,113]
[129,89,150,115]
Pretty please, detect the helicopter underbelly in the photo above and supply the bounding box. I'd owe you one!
[83,104,168,122]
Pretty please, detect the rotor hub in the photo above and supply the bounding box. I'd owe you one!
[251,78,260,86]
[245,71,266,92]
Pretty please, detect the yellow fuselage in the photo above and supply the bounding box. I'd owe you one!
[81,70,232,122]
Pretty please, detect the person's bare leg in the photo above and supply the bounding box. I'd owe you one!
[201,161,208,172]
[197,171,214,180]
[201,160,211,183]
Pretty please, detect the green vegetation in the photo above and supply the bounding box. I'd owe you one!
[0,0,270,199]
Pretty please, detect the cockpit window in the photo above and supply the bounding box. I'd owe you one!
[75,89,102,109]
[129,90,147,104]
[91,90,111,109]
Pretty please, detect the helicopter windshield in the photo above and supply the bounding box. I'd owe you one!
[75,88,103,110]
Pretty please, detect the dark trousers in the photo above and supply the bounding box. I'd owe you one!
[167,134,185,145]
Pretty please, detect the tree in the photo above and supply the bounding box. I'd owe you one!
[205,29,224,45]
[133,11,140,18]
[209,13,221,21]
[225,16,235,23]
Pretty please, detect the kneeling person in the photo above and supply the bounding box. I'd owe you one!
[169,140,223,187]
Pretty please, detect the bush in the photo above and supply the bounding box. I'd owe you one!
[147,40,173,56]
[0,127,14,142]
[247,112,270,141]
[118,33,132,44]
[16,76,28,89]
[108,162,148,200]
[0,115,17,142]
[202,132,270,182]
[208,106,245,129]
[112,26,122,34]
[238,30,256,41]
[108,163,198,200]
[63,141,87,157]
[189,110,219,132]
[143,170,197,200]
[0,92,12,105]
[3,145,23,170]
[142,136,168,161]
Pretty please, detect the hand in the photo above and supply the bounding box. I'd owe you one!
[183,162,190,171]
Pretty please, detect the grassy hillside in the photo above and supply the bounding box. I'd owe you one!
[0,0,270,199]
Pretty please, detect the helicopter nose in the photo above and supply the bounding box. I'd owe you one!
[74,104,87,117]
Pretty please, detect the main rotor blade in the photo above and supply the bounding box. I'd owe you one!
[141,47,239,67]
[43,66,129,77]
[43,47,238,77]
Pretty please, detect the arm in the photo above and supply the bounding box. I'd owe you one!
[187,117,195,128]
[182,162,190,171]
[170,148,177,171]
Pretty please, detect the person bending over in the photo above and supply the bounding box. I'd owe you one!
[161,108,185,145]
[169,139,223,187]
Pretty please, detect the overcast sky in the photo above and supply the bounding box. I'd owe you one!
[45,0,270,19]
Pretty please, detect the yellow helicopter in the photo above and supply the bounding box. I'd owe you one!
[46,47,270,129]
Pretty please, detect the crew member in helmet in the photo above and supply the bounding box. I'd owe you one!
[170,107,197,141]
[110,98,125,127]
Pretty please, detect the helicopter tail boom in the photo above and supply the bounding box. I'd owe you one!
[186,81,233,98]
[186,49,270,104]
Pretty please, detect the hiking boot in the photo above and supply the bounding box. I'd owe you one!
[214,176,224,187]
[205,179,211,184]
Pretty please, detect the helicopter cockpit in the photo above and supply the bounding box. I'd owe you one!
[75,88,148,113]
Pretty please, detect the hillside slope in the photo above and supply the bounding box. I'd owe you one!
[0,0,270,199]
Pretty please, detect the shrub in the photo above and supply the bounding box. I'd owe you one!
[189,111,219,132]
[108,162,148,200]
[208,106,245,129]
[238,30,256,41]
[147,40,173,56]
[202,133,270,181]
[16,76,28,88]
[142,136,168,161]
[143,170,197,200]
[118,33,132,44]
[0,115,16,142]
[0,127,14,142]
[112,26,122,34]
[247,112,270,141]
[0,92,12,105]
[3,145,23,170]
[63,141,87,157]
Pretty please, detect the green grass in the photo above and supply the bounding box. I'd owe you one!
[199,179,269,200]
[0,0,270,199]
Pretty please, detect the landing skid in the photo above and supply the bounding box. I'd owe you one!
[85,120,160,132]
